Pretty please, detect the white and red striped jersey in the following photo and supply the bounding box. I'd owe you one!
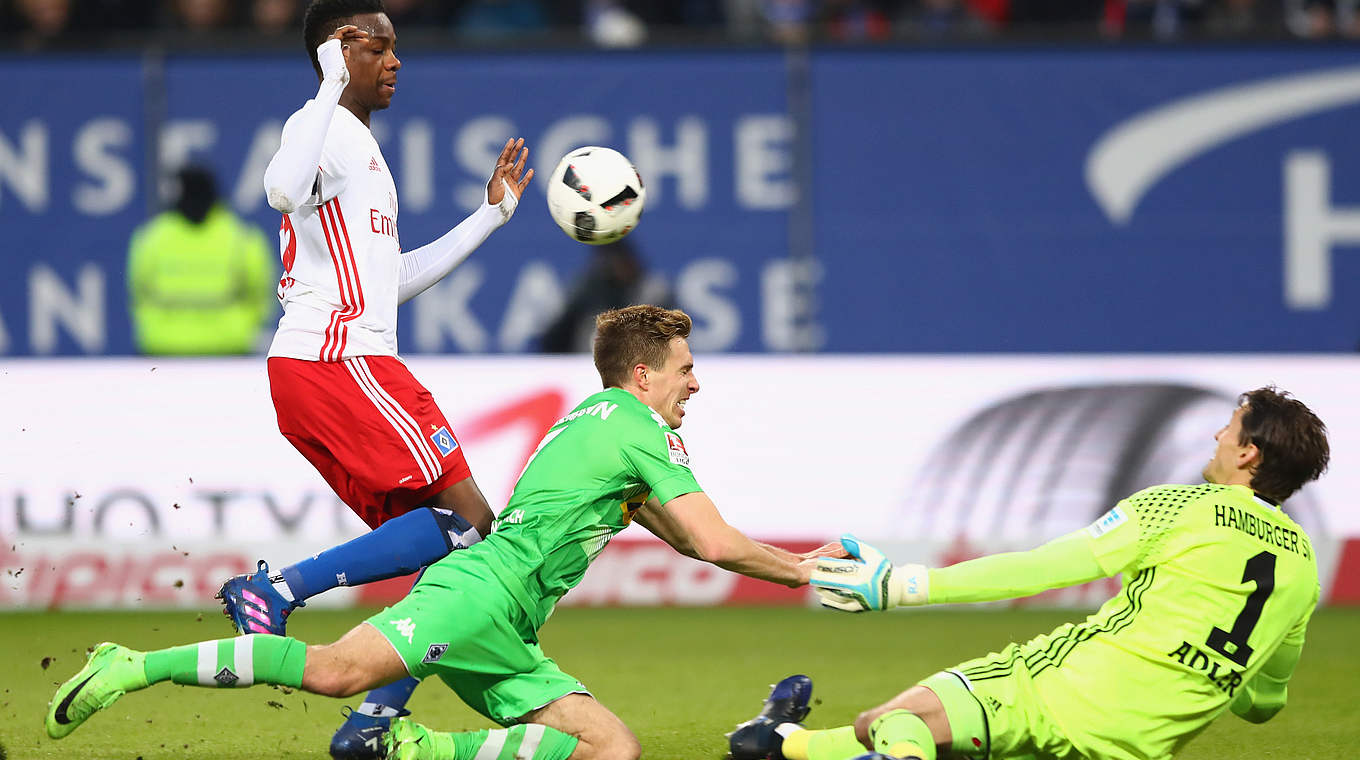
[268,105,403,361]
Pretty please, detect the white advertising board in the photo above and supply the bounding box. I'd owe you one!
[1,355,1355,608]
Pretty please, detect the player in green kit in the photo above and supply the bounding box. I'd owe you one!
[46,305,845,760]
[730,386,1330,760]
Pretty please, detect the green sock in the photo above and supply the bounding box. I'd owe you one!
[870,710,935,760]
[450,723,579,760]
[143,634,306,688]
[781,725,866,760]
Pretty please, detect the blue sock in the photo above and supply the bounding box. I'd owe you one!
[348,676,420,724]
[278,508,479,602]
[340,570,424,733]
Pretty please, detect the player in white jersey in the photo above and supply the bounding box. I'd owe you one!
[213,2,534,758]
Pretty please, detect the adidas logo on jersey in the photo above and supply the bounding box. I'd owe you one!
[369,157,382,173]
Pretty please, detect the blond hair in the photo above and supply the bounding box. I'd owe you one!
[593,305,693,388]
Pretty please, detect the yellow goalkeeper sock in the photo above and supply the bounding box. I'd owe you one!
[870,709,934,760]
[779,725,865,760]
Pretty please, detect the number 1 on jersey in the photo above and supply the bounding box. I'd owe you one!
[1205,550,1276,667]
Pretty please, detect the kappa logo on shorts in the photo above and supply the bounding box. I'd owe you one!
[422,643,449,664]
[390,617,417,644]
[430,426,459,457]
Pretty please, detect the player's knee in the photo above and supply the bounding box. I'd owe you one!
[597,734,641,760]
[853,710,877,749]
[576,725,641,760]
[853,706,900,750]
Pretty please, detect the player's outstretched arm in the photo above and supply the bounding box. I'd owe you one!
[811,530,1111,612]
[633,492,813,588]
[263,27,364,213]
[395,138,533,304]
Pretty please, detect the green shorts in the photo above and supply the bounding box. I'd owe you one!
[366,555,588,726]
[921,643,1083,760]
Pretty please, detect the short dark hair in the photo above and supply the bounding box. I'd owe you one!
[593,306,693,388]
[303,0,385,78]
[1237,386,1329,503]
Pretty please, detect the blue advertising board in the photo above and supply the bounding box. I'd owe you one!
[812,48,1360,351]
[3,46,1359,355]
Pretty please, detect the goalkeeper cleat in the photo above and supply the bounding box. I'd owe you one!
[330,705,411,760]
[216,559,303,635]
[384,718,442,760]
[46,642,149,739]
[849,754,910,760]
[728,674,813,760]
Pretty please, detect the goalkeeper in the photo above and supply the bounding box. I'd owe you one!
[730,386,1329,760]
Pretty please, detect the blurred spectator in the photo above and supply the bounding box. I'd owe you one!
[907,0,982,36]
[723,0,768,38]
[1,0,1348,45]
[763,0,815,42]
[169,0,234,31]
[127,166,276,356]
[251,0,298,35]
[586,0,648,46]
[539,239,671,353]
[1287,0,1360,37]
[824,0,892,40]
[1120,0,1206,38]
[1205,0,1283,35]
[455,0,550,39]
[13,0,76,49]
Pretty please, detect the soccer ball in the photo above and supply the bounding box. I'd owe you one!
[546,147,646,245]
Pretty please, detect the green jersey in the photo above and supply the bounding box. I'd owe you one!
[471,387,702,628]
[973,484,1318,759]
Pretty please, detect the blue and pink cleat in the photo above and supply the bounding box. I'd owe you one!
[216,560,303,636]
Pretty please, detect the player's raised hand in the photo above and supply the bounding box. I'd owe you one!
[317,25,368,84]
[487,137,534,205]
[486,138,533,222]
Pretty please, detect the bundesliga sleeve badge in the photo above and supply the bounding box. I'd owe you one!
[665,432,690,468]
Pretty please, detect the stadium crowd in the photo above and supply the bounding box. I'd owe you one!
[6,0,1358,49]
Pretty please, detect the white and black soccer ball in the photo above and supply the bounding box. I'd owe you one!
[546,147,645,245]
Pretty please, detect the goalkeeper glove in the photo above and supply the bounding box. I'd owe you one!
[810,534,929,612]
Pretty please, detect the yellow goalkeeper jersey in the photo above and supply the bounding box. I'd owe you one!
[981,483,1318,759]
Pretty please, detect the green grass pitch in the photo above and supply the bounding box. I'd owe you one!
[3,606,1358,759]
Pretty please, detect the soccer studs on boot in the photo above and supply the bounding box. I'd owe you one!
[330,705,412,760]
[728,674,814,760]
[384,718,438,760]
[216,559,303,635]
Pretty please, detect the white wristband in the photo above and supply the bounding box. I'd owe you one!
[316,38,349,85]
[486,178,519,224]
[888,563,930,607]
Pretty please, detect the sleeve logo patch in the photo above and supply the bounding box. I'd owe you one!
[1088,506,1128,539]
[422,643,449,664]
[665,432,690,467]
[430,426,459,457]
